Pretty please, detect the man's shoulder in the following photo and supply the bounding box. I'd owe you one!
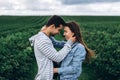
[36,32,51,42]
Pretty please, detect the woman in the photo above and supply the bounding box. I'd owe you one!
[51,22,95,80]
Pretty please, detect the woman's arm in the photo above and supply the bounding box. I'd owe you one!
[57,46,86,75]
[50,36,66,48]
[53,68,58,73]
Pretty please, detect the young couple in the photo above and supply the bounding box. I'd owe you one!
[29,15,95,80]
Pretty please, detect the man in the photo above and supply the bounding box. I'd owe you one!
[29,15,75,80]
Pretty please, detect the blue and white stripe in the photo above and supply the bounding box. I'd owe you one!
[29,32,73,80]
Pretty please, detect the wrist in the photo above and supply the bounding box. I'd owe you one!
[54,68,58,73]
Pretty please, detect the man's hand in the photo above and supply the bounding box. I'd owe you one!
[40,25,47,31]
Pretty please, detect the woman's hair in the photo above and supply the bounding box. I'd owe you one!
[65,22,95,62]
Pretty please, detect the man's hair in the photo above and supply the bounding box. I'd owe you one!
[46,15,65,28]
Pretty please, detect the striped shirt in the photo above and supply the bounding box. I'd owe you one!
[29,32,73,80]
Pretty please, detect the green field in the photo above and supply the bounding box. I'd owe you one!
[0,16,120,80]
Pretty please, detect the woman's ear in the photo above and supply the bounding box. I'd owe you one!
[72,32,75,37]
[72,34,75,37]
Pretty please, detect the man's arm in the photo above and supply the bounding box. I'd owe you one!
[35,39,73,63]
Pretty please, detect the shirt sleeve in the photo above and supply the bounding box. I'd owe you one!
[58,46,86,74]
[36,38,73,63]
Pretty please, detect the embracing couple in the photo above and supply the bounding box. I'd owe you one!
[29,15,95,80]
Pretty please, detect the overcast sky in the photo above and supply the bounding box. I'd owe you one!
[0,0,120,15]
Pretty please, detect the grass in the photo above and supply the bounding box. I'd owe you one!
[79,64,97,80]
[53,63,97,80]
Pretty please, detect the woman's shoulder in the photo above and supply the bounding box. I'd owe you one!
[72,42,86,54]
[75,43,86,56]
[75,43,85,49]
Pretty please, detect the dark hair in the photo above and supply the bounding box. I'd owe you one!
[65,22,95,62]
[46,15,66,28]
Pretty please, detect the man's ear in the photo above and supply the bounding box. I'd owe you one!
[50,24,55,29]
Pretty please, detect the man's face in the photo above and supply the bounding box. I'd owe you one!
[50,25,63,36]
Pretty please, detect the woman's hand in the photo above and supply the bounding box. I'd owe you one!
[40,25,47,31]
[53,68,58,73]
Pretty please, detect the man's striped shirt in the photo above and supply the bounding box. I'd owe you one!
[29,32,73,80]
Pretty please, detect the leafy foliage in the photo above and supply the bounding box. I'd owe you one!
[0,16,120,80]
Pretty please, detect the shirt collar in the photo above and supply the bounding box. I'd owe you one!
[72,42,79,48]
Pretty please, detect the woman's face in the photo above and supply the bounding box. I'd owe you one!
[63,26,74,40]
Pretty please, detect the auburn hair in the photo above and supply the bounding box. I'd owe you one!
[65,22,95,62]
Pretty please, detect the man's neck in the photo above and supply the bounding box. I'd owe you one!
[42,30,50,37]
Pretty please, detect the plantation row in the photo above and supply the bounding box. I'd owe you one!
[0,16,49,37]
[0,16,120,80]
